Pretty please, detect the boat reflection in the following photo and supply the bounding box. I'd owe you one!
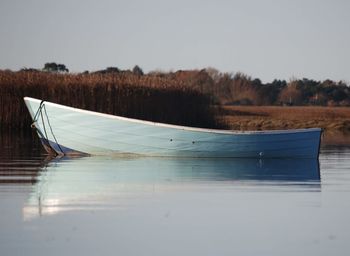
[23,156,320,220]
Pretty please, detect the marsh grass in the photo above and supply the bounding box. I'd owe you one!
[223,105,350,132]
[0,71,226,132]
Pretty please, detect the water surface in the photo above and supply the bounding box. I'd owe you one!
[1,133,350,256]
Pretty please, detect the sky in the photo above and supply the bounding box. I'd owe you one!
[0,0,349,82]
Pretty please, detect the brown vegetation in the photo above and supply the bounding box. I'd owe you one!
[0,70,226,132]
[222,105,350,132]
[153,69,350,106]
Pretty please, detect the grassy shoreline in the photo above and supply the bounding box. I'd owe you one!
[220,105,350,146]
[222,106,350,132]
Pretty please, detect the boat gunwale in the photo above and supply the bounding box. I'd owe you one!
[24,97,322,135]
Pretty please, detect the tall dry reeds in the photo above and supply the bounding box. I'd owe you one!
[0,70,226,132]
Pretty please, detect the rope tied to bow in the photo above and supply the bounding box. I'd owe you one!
[31,100,64,155]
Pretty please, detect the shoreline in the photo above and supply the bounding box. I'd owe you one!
[222,106,350,132]
[221,105,350,146]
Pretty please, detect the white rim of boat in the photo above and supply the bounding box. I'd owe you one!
[24,97,322,135]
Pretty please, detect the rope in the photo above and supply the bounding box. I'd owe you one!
[31,100,64,155]
[43,104,64,154]
[31,101,54,155]
[32,100,44,123]
[40,106,50,143]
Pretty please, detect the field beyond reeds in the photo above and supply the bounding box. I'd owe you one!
[221,105,350,144]
[222,105,350,131]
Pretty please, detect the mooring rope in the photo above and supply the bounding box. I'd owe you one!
[31,100,51,150]
[40,106,50,144]
[42,104,64,154]
[32,100,44,123]
[31,100,64,155]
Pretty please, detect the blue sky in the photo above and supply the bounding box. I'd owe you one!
[0,0,349,82]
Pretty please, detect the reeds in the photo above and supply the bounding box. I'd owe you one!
[0,70,226,132]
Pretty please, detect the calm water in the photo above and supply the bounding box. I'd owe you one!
[1,133,350,256]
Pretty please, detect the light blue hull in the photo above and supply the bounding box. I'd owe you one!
[24,97,322,158]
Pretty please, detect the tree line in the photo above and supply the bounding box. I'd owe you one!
[154,68,350,106]
[15,63,350,106]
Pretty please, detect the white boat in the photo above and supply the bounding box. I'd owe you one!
[24,97,322,158]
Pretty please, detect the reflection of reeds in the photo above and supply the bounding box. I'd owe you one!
[0,130,45,184]
[0,71,226,132]
[0,130,43,158]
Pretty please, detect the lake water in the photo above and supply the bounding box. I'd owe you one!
[1,133,350,256]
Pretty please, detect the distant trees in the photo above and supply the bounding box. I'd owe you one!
[94,67,120,74]
[158,69,350,106]
[255,80,286,105]
[132,65,144,76]
[205,67,221,83]
[19,68,40,72]
[230,72,260,105]
[105,67,120,73]
[43,62,69,73]
[278,80,303,105]
[94,65,144,76]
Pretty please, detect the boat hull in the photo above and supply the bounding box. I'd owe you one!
[24,97,322,158]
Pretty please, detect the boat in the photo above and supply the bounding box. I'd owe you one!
[24,97,322,158]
